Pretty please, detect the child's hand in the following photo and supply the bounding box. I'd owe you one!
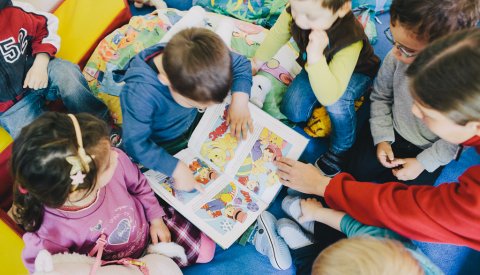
[172,161,204,193]
[251,58,265,75]
[298,198,323,223]
[228,92,253,140]
[23,53,50,90]
[392,158,424,181]
[150,218,171,243]
[306,29,329,65]
[376,141,405,168]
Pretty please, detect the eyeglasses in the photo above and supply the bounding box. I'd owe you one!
[384,27,419,58]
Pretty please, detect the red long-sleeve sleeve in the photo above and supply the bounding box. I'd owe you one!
[325,165,480,250]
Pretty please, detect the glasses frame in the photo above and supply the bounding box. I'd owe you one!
[384,27,419,58]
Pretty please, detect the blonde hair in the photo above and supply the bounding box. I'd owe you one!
[312,237,424,275]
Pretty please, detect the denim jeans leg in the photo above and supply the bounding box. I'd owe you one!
[325,73,372,154]
[280,70,319,123]
[0,92,44,138]
[44,58,111,122]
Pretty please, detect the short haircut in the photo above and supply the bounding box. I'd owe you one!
[312,237,423,275]
[390,0,479,42]
[162,28,232,104]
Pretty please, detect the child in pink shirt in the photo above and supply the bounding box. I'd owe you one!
[11,112,215,273]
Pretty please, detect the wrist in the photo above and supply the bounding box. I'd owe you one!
[315,174,330,196]
[33,53,50,68]
[232,92,249,102]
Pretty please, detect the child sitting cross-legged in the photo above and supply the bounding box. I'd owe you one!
[118,27,253,192]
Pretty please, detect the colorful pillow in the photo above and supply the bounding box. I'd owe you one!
[83,9,301,125]
[192,0,288,28]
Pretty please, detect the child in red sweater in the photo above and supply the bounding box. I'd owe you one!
[0,0,110,138]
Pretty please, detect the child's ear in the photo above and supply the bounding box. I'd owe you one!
[337,2,351,18]
[466,121,480,136]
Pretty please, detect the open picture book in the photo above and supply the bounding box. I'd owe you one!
[144,102,309,248]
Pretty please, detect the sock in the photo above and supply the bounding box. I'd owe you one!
[283,196,315,234]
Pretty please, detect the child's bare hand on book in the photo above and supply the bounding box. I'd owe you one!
[376,141,406,168]
[172,161,204,193]
[228,92,253,140]
[24,53,49,90]
[275,157,330,196]
[150,218,171,243]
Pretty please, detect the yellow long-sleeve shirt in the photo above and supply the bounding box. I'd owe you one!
[254,9,363,106]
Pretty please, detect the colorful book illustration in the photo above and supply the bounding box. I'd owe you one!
[145,102,308,248]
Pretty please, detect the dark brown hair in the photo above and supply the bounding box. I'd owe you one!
[11,112,109,231]
[407,29,480,125]
[162,28,232,104]
[390,0,479,42]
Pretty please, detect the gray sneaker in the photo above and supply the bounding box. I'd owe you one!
[253,211,292,270]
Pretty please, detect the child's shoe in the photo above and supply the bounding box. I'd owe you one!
[253,211,292,270]
[281,196,314,234]
[314,150,344,177]
[276,218,314,249]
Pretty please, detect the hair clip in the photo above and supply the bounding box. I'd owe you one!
[18,185,28,195]
[66,155,93,176]
[66,114,95,190]
[70,171,86,187]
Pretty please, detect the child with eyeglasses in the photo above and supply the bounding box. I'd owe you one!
[345,0,479,185]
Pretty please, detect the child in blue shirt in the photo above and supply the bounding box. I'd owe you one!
[118,28,253,191]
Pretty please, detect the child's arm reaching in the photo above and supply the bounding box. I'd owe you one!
[299,197,345,231]
[299,198,414,248]
[253,9,293,72]
[228,52,254,140]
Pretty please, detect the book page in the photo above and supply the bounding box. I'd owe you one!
[187,177,267,249]
[189,102,309,203]
[145,148,223,208]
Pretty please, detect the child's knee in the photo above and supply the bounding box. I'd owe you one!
[196,233,216,263]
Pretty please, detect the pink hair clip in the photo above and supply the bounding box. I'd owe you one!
[18,185,28,195]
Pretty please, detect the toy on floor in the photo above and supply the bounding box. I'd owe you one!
[250,75,272,108]
[304,97,365,138]
[33,242,186,275]
[132,0,167,10]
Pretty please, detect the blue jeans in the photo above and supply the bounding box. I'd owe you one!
[281,70,372,154]
[0,59,110,138]
[413,147,480,275]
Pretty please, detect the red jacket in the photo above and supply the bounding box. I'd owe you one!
[0,1,60,104]
[325,141,480,250]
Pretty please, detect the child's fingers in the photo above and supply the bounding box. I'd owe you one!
[241,121,248,140]
[247,117,254,133]
[275,160,292,174]
[390,158,407,166]
[151,231,159,244]
[23,74,30,88]
[160,231,171,243]
[275,157,295,168]
[233,122,241,140]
